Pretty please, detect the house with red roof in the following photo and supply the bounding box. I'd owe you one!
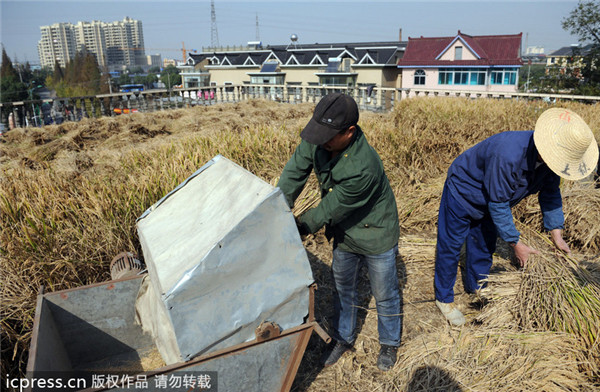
[397,31,523,97]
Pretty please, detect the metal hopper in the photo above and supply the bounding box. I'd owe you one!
[26,155,330,391]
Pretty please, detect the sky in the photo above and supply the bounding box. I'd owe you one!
[0,0,584,65]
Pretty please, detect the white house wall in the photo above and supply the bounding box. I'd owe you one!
[401,68,518,97]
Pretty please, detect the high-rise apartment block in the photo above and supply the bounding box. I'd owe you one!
[147,54,162,68]
[38,17,145,71]
[38,23,77,69]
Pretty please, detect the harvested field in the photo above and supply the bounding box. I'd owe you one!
[1,97,599,390]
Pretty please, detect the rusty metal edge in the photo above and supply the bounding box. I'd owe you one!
[24,286,45,391]
[41,274,146,297]
[308,283,316,322]
[279,326,313,392]
[80,321,322,392]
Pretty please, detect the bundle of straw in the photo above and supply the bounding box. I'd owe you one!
[514,184,600,252]
[392,329,592,392]
[270,175,320,217]
[478,226,600,381]
[518,230,600,379]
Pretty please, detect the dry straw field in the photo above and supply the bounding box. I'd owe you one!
[1,97,599,391]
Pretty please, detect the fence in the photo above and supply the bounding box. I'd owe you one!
[1,84,598,130]
[399,87,600,102]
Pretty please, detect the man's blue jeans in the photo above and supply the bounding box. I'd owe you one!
[331,245,401,347]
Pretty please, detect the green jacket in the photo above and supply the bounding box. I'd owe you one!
[277,126,399,255]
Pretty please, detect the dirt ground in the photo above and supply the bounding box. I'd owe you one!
[290,230,518,391]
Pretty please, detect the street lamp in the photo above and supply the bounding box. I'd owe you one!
[28,81,43,127]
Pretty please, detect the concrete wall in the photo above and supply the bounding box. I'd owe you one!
[207,67,256,85]
[280,67,322,85]
[190,63,400,88]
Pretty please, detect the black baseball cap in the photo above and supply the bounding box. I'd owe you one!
[300,93,359,145]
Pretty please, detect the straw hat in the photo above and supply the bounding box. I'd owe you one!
[534,108,599,181]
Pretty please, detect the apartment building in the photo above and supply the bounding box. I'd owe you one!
[179,41,406,90]
[147,54,162,68]
[103,17,146,70]
[37,23,77,68]
[74,21,107,67]
[37,17,145,71]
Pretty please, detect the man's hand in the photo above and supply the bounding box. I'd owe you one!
[511,241,539,268]
[550,228,571,255]
[295,217,311,240]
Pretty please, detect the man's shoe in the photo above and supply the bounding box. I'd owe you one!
[377,344,398,371]
[321,340,352,367]
[436,300,466,326]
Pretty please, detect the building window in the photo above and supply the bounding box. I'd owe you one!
[454,69,468,84]
[319,75,355,87]
[455,46,463,60]
[469,69,486,85]
[439,69,453,85]
[250,75,284,85]
[186,78,199,88]
[438,68,487,86]
[414,70,426,85]
[491,68,518,85]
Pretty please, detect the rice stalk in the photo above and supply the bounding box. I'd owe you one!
[2,98,599,388]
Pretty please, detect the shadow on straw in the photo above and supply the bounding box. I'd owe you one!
[407,365,464,392]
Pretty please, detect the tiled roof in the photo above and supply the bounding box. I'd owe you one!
[188,41,405,67]
[398,31,523,67]
[549,44,593,56]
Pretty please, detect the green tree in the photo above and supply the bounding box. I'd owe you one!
[81,52,102,92]
[562,0,600,44]
[561,0,600,94]
[160,65,181,88]
[53,61,64,81]
[145,73,158,87]
[46,50,105,97]
[519,63,547,91]
[0,48,28,103]
[0,77,29,103]
[32,65,52,86]
[133,75,146,86]
[128,66,144,75]
[1,47,18,79]
[118,72,131,86]
[148,65,161,73]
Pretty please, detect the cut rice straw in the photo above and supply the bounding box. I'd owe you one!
[478,223,600,380]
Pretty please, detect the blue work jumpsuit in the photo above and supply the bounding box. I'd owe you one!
[435,131,564,303]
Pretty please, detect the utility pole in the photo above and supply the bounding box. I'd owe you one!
[167,72,172,100]
[211,0,219,48]
[256,13,260,42]
[526,59,531,92]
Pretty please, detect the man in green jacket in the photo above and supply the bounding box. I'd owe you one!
[277,93,401,371]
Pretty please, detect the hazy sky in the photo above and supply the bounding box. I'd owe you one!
[0,0,583,65]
